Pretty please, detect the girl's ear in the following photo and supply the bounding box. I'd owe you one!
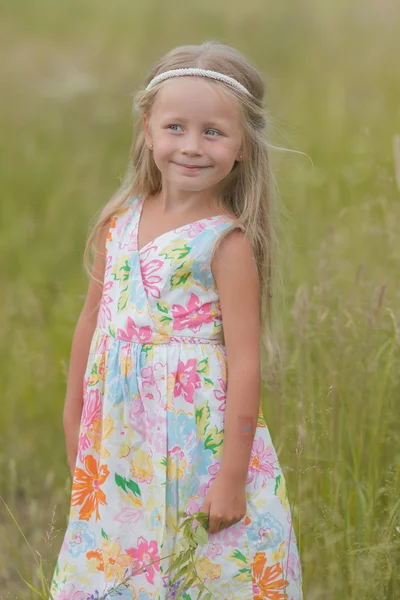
[235,143,244,161]
[143,113,152,148]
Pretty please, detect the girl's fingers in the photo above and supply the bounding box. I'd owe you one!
[209,517,226,534]
[208,516,221,534]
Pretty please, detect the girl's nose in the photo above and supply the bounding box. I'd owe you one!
[181,135,203,156]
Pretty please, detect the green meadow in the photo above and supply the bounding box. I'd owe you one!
[1,0,399,598]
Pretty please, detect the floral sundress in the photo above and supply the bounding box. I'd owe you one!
[50,194,302,599]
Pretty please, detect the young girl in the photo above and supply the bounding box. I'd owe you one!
[51,41,302,600]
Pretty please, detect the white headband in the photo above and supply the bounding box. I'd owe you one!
[145,68,250,95]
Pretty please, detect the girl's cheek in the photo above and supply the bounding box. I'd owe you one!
[155,138,176,157]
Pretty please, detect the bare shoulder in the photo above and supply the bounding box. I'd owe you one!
[211,227,258,281]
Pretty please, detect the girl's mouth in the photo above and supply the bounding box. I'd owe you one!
[174,162,209,171]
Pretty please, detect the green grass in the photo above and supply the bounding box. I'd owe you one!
[1,0,400,598]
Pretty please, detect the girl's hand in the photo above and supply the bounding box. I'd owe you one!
[202,473,247,534]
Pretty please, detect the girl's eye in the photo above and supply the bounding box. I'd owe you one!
[167,125,221,136]
[168,124,183,131]
[205,129,221,136]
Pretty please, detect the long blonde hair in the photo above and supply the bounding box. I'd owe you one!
[84,40,283,380]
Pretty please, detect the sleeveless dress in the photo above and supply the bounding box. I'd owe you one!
[50,195,302,600]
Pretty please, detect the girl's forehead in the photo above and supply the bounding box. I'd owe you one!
[152,77,240,120]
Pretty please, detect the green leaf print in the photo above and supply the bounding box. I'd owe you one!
[228,549,249,566]
[160,315,173,324]
[195,403,210,437]
[197,358,209,374]
[203,377,214,387]
[233,568,252,582]
[115,473,141,497]
[121,262,130,281]
[101,528,109,540]
[141,344,154,357]
[274,474,289,509]
[111,256,131,282]
[161,242,191,264]
[213,321,223,334]
[204,425,224,455]
[170,263,192,290]
[156,301,169,314]
[118,284,129,312]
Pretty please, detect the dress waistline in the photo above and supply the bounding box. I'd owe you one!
[98,328,224,346]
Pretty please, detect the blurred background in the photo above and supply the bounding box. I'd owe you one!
[1,1,399,598]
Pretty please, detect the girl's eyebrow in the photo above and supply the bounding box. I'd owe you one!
[161,115,228,127]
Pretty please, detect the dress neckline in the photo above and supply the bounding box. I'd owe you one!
[135,195,231,253]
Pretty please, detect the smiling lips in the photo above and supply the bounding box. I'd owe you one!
[174,162,210,170]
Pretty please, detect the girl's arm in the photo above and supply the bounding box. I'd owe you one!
[203,230,261,533]
[63,221,110,476]
[212,229,261,483]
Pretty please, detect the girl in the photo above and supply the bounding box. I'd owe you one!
[51,41,302,600]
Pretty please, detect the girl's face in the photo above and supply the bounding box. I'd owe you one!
[143,77,244,195]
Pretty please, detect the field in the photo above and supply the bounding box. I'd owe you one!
[1,1,399,598]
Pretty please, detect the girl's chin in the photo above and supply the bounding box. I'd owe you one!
[161,177,211,191]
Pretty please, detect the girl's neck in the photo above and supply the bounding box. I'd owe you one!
[154,184,222,216]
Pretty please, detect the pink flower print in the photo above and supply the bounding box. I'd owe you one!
[182,218,227,240]
[117,317,153,343]
[211,519,246,546]
[199,461,221,497]
[142,362,167,384]
[129,394,146,435]
[129,400,147,440]
[97,280,114,329]
[246,438,277,487]
[286,537,302,581]
[126,226,139,252]
[172,292,214,334]
[82,389,102,428]
[104,252,113,279]
[97,254,114,328]
[119,342,133,377]
[57,584,86,600]
[126,536,160,585]
[116,213,136,251]
[97,330,111,355]
[182,220,209,238]
[78,389,102,461]
[285,519,302,581]
[113,505,144,526]
[141,365,156,385]
[206,542,223,560]
[140,363,164,407]
[147,413,166,453]
[214,377,227,412]
[167,446,187,482]
[131,395,144,415]
[172,358,201,404]
[186,496,202,516]
[140,249,163,299]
